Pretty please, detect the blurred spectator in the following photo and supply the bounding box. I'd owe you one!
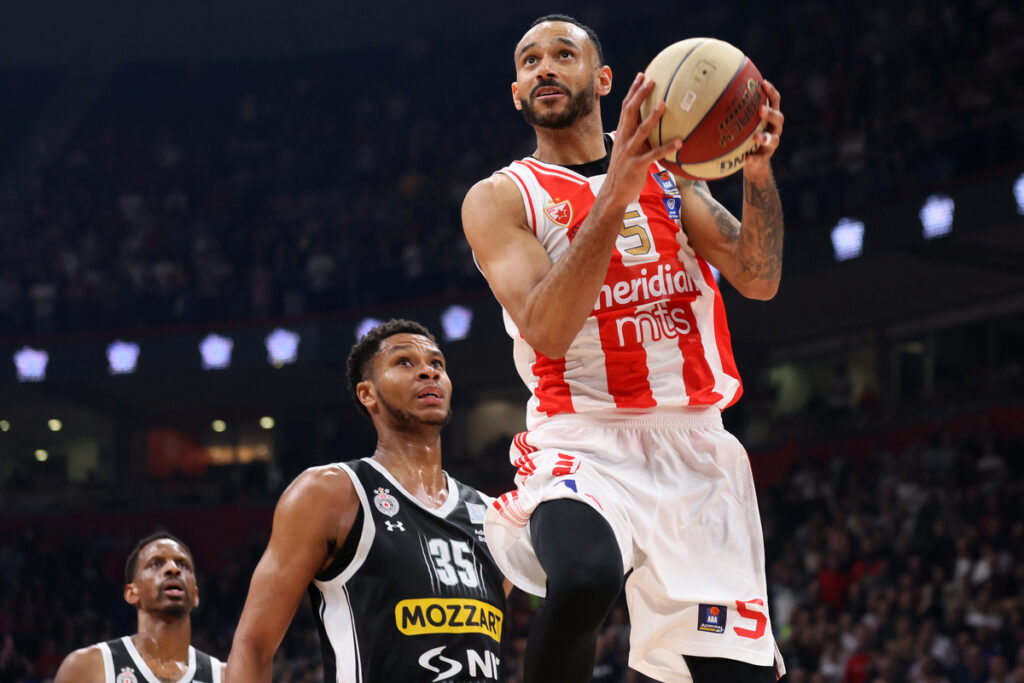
[0,0,1020,337]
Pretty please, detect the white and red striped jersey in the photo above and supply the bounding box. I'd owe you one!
[492,145,742,429]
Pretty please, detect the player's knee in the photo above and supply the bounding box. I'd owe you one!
[544,552,622,622]
[530,499,623,624]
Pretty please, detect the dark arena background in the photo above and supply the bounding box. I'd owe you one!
[1,0,1023,681]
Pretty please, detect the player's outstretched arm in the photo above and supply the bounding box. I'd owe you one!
[671,80,785,300]
[225,465,359,683]
[463,73,681,358]
[54,645,104,683]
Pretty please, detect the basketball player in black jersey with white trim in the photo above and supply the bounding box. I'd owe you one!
[55,532,224,683]
[226,319,509,682]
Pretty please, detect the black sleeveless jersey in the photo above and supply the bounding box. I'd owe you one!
[309,458,506,682]
[98,636,221,683]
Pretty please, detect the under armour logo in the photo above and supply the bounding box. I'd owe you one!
[385,521,405,532]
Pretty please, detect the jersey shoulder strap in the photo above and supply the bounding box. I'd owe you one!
[98,637,222,683]
[99,637,137,683]
[192,647,222,683]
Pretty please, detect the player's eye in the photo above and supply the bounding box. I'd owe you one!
[560,50,572,59]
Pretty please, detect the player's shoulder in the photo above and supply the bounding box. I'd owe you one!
[278,464,358,514]
[463,172,529,241]
[55,643,105,683]
[463,172,522,214]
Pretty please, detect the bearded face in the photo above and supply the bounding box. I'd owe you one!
[519,77,597,129]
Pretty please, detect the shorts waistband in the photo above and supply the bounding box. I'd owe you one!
[542,406,723,431]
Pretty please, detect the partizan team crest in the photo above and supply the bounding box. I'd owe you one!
[115,668,138,683]
[373,487,400,517]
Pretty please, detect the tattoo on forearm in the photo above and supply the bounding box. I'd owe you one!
[693,184,740,242]
[740,175,784,281]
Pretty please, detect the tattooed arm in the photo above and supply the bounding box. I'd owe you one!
[670,80,785,300]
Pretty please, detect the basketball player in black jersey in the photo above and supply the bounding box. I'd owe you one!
[55,532,224,683]
[226,319,509,682]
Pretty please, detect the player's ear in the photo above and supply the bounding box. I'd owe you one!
[192,584,200,609]
[356,379,378,413]
[124,582,139,607]
[511,82,523,111]
[596,65,612,96]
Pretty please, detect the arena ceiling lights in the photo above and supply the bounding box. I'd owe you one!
[265,328,300,368]
[919,194,954,240]
[441,305,473,342]
[107,340,141,375]
[830,218,865,262]
[200,333,234,370]
[1014,173,1024,215]
[355,317,384,341]
[14,346,48,382]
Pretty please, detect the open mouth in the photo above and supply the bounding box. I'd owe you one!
[161,581,186,598]
[533,85,568,101]
[417,389,444,404]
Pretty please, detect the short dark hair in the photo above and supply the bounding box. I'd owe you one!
[528,13,604,66]
[125,532,193,585]
[346,319,438,417]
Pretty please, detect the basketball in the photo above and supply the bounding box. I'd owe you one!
[641,37,767,180]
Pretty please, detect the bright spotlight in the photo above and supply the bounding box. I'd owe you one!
[441,305,474,342]
[265,328,300,367]
[1014,173,1024,215]
[14,347,48,382]
[200,334,234,370]
[259,416,275,430]
[356,318,383,341]
[107,340,140,375]
[34,449,49,462]
[920,194,954,240]
[47,419,62,432]
[211,419,227,433]
[0,420,9,432]
[831,218,865,262]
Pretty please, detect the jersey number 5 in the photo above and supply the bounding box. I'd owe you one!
[733,598,768,639]
[427,538,480,588]
[618,210,657,264]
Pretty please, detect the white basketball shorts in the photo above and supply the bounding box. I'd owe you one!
[483,407,785,682]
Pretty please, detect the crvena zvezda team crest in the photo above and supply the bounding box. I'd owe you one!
[544,199,573,227]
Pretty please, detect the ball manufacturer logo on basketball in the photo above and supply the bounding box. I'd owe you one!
[641,38,766,180]
[718,79,761,148]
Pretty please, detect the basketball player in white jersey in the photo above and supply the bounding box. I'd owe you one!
[462,14,786,683]
[55,533,224,683]
[225,319,509,682]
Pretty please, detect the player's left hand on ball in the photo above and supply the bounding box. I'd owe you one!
[659,155,687,179]
[745,79,783,176]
